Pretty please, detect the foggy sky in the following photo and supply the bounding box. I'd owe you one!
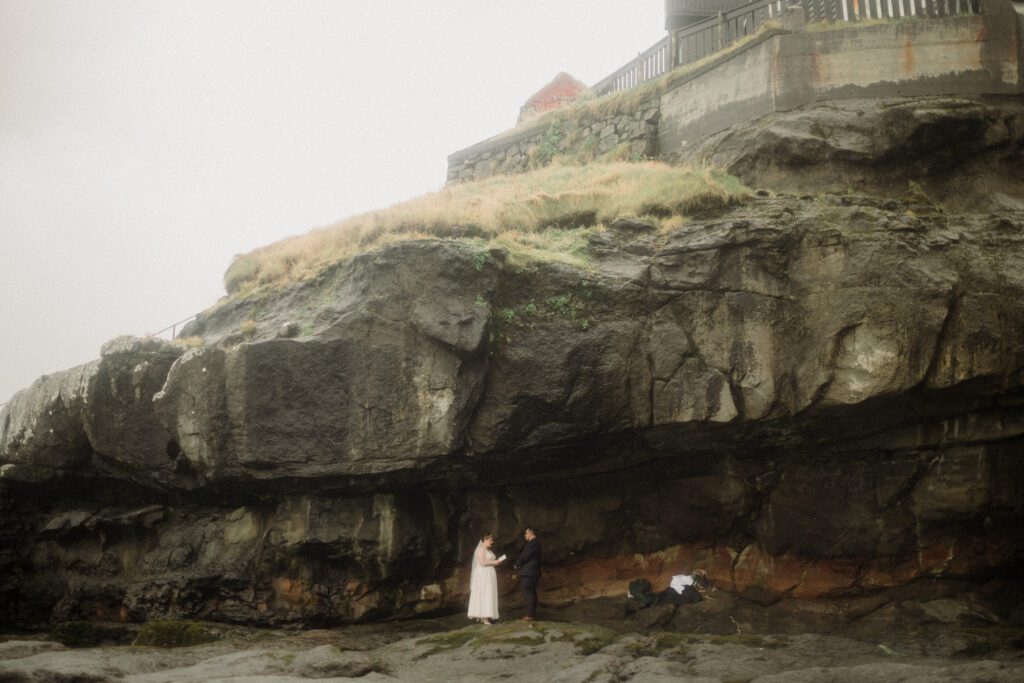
[0,0,664,404]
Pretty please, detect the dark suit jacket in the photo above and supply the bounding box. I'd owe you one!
[514,538,542,577]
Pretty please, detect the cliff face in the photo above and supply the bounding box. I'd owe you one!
[3,107,1024,629]
[683,97,1024,211]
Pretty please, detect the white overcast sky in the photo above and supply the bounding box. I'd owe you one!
[0,0,664,404]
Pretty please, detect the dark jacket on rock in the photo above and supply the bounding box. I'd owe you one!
[514,538,542,577]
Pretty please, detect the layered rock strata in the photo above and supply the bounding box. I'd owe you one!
[2,190,1023,628]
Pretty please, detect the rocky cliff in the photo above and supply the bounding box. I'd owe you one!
[2,98,1024,630]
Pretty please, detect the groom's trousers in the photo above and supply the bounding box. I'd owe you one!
[521,575,539,617]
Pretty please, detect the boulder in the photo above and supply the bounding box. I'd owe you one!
[682,97,1024,211]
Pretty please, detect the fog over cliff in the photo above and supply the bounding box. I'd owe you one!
[0,0,664,405]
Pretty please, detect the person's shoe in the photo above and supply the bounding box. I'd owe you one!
[519,616,534,621]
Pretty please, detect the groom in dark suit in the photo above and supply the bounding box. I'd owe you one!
[514,526,541,621]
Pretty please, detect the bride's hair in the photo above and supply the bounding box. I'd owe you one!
[481,533,494,542]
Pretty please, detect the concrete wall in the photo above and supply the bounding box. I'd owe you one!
[448,2,1023,180]
[775,10,1021,109]
[1007,0,1024,78]
[659,3,1022,156]
[657,32,780,158]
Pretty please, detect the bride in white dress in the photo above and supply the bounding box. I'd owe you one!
[468,533,504,625]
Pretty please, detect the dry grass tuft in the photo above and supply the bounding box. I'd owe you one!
[172,336,205,349]
[223,161,749,296]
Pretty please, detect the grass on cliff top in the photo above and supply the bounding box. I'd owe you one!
[223,161,749,296]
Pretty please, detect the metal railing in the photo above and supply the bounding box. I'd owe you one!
[594,0,784,95]
[592,35,671,96]
[805,0,981,22]
[672,0,785,68]
[146,314,198,341]
[594,0,983,95]
[0,314,200,410]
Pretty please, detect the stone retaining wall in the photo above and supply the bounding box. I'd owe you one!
[446,101,659,184]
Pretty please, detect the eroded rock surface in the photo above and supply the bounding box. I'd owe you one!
[2,183,1024,629]
[682,96,1024,211]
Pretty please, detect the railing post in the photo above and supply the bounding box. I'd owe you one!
[784,1,809,29]
[668,29,677,69]
[635,52,643,86]
[718,11,727,50]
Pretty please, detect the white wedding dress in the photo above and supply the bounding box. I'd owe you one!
[467,542,499,620]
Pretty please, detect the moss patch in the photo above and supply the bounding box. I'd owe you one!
[133,620,218,648]
[415,628,477,657]
[416,621,618,658]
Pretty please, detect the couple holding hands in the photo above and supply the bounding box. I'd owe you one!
[468,527,541,625]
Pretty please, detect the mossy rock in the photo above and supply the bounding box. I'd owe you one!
[133,620,218,648]
[50,621,135,647]
[417,621,617,658]
[415,628,477,658]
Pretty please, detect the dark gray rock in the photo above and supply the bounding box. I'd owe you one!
[609,217,656,233]
[293,645,377,678]
[276,322,300,339]
[633,603,678,629]
[2,188,1024,627]
[681,97,1024,211]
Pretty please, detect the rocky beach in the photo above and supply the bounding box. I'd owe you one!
[3,586,1024,681]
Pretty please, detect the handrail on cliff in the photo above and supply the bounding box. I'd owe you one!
[146,314,198,341]
[591,35,671,97]
[0,315,200,410]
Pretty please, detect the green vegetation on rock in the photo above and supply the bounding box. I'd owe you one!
[415,621,619,659]
[133,620,218,648]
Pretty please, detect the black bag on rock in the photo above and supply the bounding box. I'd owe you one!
[656,584,703,606]
[628,578,656,608]
[680,585,703,603]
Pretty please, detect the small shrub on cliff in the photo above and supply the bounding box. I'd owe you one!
[532,121,566,167]
[677,183,736,217]
[239,319,257,338]
[133,620,218,648]
[172,335,204,348]
[225,253,260,294]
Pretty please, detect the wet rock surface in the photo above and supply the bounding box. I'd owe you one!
[2,591,1023,682]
